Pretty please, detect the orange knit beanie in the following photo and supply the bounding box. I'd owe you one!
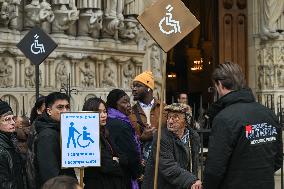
[133,71,154,90]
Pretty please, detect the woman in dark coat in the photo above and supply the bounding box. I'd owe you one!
[106,89,143,189]
[142,103,202,189]
[83,97,126,189]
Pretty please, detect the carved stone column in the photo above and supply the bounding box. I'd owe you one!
[19,58,26,87]
[77,0,102,39]
[15,57,21,87]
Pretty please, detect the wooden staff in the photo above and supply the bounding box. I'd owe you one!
[153,49,166,189]
[80,168,84,187]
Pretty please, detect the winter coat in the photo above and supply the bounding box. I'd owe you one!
[142,126,200,189]
[204,88,283,189]
[84,130,127,189]
[0,132,24,189]
[15,126,30,160]
[129,99,167,142]
[106,117,142,188]
[34,112,76,187]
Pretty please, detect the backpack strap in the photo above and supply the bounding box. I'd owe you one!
[133,105,146,133]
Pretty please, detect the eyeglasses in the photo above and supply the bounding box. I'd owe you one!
[167,113,185,122]
[0,115,15,124]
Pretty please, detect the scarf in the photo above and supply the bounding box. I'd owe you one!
[108,108,141,189]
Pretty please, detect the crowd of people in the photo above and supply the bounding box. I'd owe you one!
[0,62,282,189]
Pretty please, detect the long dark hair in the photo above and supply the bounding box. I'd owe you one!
[30,96,45,124]
[82,97,106,112]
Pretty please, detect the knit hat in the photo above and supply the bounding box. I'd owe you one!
[164,103,192,125]
[0,100,12,116]
[106,89,128,109]
[133,71,154,90]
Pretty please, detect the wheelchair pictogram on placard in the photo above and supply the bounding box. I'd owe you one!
[30,34,45,55]
[159,4,181,35]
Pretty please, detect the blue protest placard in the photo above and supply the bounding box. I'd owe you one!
[61,112,100,168]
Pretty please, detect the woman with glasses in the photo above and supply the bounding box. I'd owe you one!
[0,100,25,189]
[142,103,202,189]
[82,97,126,189]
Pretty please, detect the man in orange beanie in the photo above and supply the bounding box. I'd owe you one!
[129,71,167,164]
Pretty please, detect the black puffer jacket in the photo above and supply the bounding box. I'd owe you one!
[35,112,76,187]
[0,132,24,189]
[106,118,142,188]
[204,88,283,189]
[142,126,200,189]
[84,129,127,189]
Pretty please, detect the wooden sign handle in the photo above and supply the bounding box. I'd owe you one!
[80,168,84,187]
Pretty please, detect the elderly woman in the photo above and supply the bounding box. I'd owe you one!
[106,89,143,189]
[142,103,202,189]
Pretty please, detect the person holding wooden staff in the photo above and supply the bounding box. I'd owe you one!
[142,103,202,189]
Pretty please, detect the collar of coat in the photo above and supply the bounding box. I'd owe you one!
[208,88,255,120]
[133,98,161,116]
[0,131,15,149]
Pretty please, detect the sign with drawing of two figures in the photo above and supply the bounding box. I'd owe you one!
[61,112,100,168]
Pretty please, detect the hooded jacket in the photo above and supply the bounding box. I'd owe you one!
[34,112,76,187]
[204,88,283,189]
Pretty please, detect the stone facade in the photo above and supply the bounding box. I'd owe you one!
[248,0,284,179]
[248,0,284,110]
[0,0,164,116]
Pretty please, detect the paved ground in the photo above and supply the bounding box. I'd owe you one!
[275,171,283,189]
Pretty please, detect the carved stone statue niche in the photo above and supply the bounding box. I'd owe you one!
[80,62,95,87]
[25,64,42,87]
[101,61,116,87]
[277,65,284,87]
[24,0,55,29]
[122,62,135,88]
[0,0,21,29]
[0,57,13,87]
[260,0,284,40]
[52,0,79,34]
[56,63,68,87]
[264,65,275,88]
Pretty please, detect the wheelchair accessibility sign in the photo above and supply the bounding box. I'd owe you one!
[138,0,199,52]
[17,26,57,66]
[61,112,101,168]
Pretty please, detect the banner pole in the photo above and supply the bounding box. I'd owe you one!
[80,168,84,187]
[153,49,166,189]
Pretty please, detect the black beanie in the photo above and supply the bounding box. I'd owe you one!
[106,89,127,109]
[0,100,12,116]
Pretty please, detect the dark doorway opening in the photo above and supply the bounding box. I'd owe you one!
[166,0,218,120]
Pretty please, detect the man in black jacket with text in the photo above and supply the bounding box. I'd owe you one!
[204,62,283,189]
